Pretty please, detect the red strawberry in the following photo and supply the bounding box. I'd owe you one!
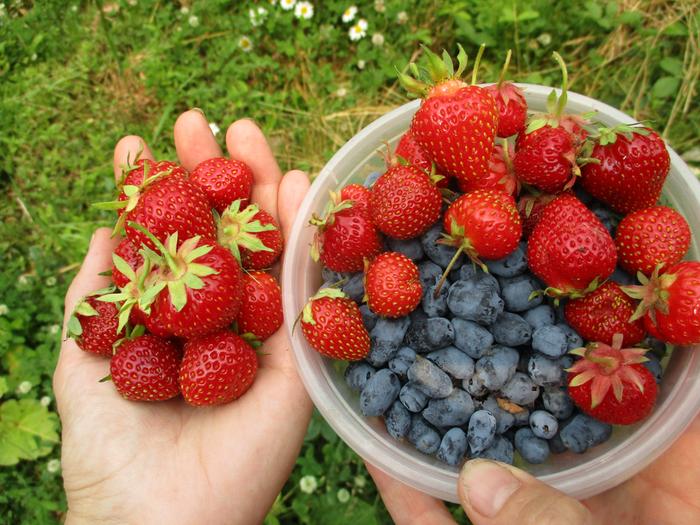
[615,205,691,276]
[514,125,578,193]
[237,271,283,341]
[395,129,433,174]
[580,126,670,214]
[141,234,244,339]
[110,334,181,401]
[115,159,188,219]
[567,334,657,425]
[365,252,423,317]
[189,157,254,214]
[300,288,370,361]
[67,296,125,357]
[463,143,518,196]
[339,184,372,217]
[484,50,527,138]
[179,330,258,406]
[623,261,700,345]
[564,281,645,346]
[370,162,442,240]
[112,238,143,289]
[398,45,498,191]
[218,200,283,270]
[527,193,617,297]
[311,192,382,273]
[517,192,557,237]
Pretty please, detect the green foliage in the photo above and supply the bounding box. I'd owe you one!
[0,399,59,466]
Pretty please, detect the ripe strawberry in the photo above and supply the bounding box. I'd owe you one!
[623,261,700,345]
[567,334,657,425]
[517,192,556,237]
[179,330,258,406]
[395,129,433,174]
[114,159,187,219]
[484,50,527,138]
[365,252,423,317]
[237,271,283,341]
[339,184,372,217]
[370,162,442,240]
[513,125,578,193]
[218,200,283,270]
[615,205,691,276]
[527,193,616,298]
[111,238,143,289]
[300,288,370,361]
[311,192,382,273]
[189,157,254,214]
[68,296,125,357]
[398,45,498,191]
[463,143,518,196]
[580,126,670,214]
[564,281,645,346]
[110,334,181,401]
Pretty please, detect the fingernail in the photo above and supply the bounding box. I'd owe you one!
[191,107,206,118]
[461,460,521,518]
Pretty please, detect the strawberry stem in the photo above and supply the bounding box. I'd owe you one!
[471,43,486,86]
[552,51,568,118]
[497,49,512,87]
[433,246,464,297]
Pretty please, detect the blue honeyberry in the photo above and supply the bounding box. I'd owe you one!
[529,410,559,439]
[363,170,381,188]
[385,400,411,440]
[388,347,417,379]
[467,409,497,454]
[523,305,555,331]
[423,389,475,427]
[407,415,441,455]
[459,263,478,281]
[549,431,568,454]
[532,325,569,358]
[560,414,613,453]
[611,267,636,286]
[367,317,411,367]
[342,273,365,303]
[514,428,550,464]
[387,237,425,261]
[490,312,532,347]
[422,279,449,317]
[360,369,401,416]
[404,317,455,353]
[399,383,429,412]
[556,323,584,351]
[542,387,575,420]
[473,346,519,391]
[485,242,528,277]
[437,428,468,466]
[321,267,345,284]
[471,271,502,295]
[643,336,667,358]
[418,261,444,291]
[452,318,494,359]
[482,396,516,434]
[528,352,564,387]
[447,280,504,325]
[344,362,376,392]
[358,304,378,331]
[574,185,595,206]
[512,406,531,427]
[464,374,488,398]
[500,274,542,312]
[427,346,475,380]
[410,308,428,324]
[473,435,514,464]
[407,356,454,398]
[421,221,463,269]
[591,204,620,236]
[319,281,335,290]
[643,354,663,384]
[500,372,540,405]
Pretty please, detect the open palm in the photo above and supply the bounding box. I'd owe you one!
[55,112,312,525]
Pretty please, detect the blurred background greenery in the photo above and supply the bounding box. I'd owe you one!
[0,0,698,523]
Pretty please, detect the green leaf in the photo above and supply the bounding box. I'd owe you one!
[659,57,683,77]
[0,377,7,399]
[0,399,59,466]
[618,10,643,27]
[652,77,680,99]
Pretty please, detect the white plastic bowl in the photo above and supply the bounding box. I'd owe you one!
[282,84,700,502]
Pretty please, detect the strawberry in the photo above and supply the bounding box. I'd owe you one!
[513,126,578,193]
[463,143,518,196]
[517,192,556,238]
[68,295,125,357]
[300,288,370,361]
[395,129,434,174]
[365,252,423,317]
[564,281,645,346]
[615,205,691,276]
[189,157,254,214]
[397,44,498,191]
[369,161,442,240]
[567,334,657,425]
[218,200,283,270]
[339,184,372,217]
[311,192,382,273]
[237,271,283,341]
[484,50,527,138]
[110,334,181,401]
[580,126,670,214]
[623,261,700,345]
[179,330,258,406]
[111,238,143,289]
[527,193,617,298]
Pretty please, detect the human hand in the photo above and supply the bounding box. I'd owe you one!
[55,111,312,525]
[367,413,700,524]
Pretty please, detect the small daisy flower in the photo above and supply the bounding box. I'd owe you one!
[354,475,367,488]
[17,381,32,395]
[45,276,56,286]
[537,33,552,46]
[294,1,313,20]
[396,11,408,24]
[126,0,138,6]
[357,18,368,31]
[349,21,367,41]
[371,32,384,46]
[374,0,385,12]
[238,36,253,52]
[47,459,61,474]
[357,59,366,70]
[49,324,60,335]
[0,304,8,316]
[40,396,52,407]
[209,122,221,136]
[342,5,357,23]
[299,475,318,494]
[250,6,268,26]
[188,15,199,27]
[337,488,351,503]
[280,0,296,10]
[336,87,348,98]
[17,275,29,286]
[180,6,190,15]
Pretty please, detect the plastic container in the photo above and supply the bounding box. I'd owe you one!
[281,84,700,502]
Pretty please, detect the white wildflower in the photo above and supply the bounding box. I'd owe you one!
[0,304,8,316]
[40,396,52,407]
[299,475,318,494]
[180,6,189,15]
[374,0,385,12]
[47,459,61,474]
[250,6,268,27]
[348,21,367,41]
[396,11,408,24]
[280,0,296,10]
[17,381,32,394]
[342,5,357,23]
[49,324,60,335]
[17,274,29,286]
[294,1,313,20]
[209,122,221,136]
[537,33,552,46]
[45,276,56,286]
[336,87,348,97]
[371,32,384,46]
[238,36,253,52]
[357,59,366,70]
[354,475,367,488]
[126,0,137,6]
[337,488,351,503]
[357,18,368,30]
[188,15,199,27]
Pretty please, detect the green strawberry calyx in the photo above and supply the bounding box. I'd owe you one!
[66,285,121,338]
[622,264,677,325]
[432,218,488,297]
[218,199,277,263]
[594,123,652,146]
[396,43,478,98]
[300,288,348,326]
[309,193,355,262]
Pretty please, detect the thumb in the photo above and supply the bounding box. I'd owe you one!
[458,459,594,525]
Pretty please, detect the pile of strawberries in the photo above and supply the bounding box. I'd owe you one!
[68,157,283,406]
[301,45,700,428]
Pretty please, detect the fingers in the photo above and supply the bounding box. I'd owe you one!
[113,135,154,183]
[226,119,283,223]
[174,109,223,172]
[278,170,310,240]
[365,462,456,525]
[458,459,594,525]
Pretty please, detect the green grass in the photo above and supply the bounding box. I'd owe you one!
[0,0,698,523]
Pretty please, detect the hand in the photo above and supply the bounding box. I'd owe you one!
[55,111,313,525]
[367,414,700,525]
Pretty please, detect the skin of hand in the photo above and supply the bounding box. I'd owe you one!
[55,111,313,525]
[367,414,700,525]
